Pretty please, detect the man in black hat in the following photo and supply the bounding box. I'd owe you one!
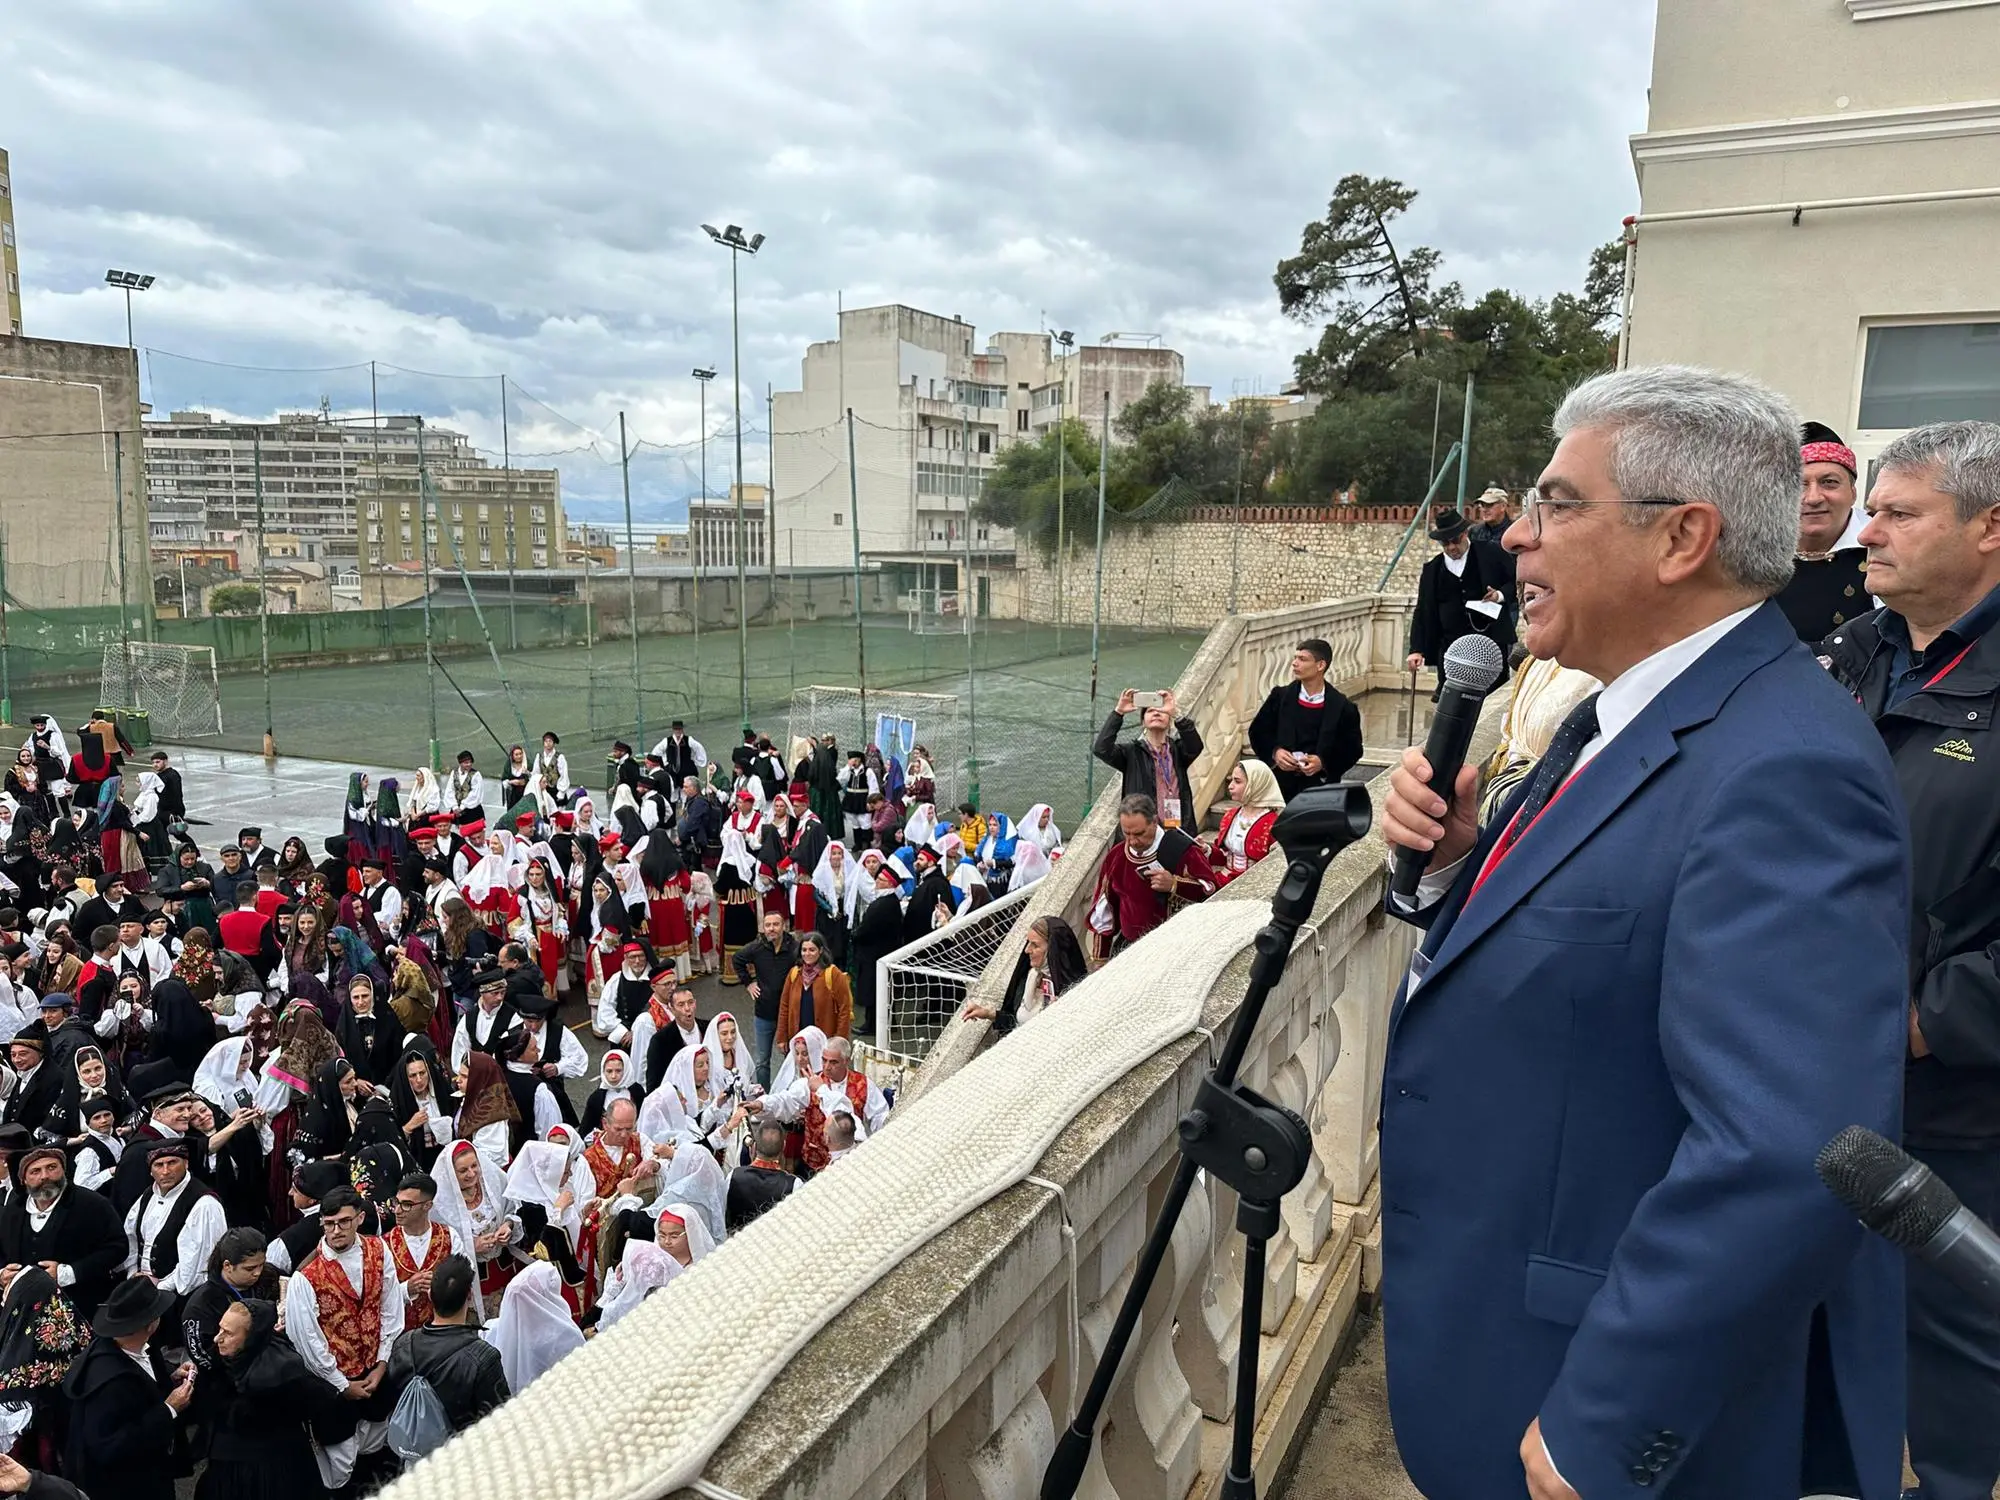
[1776,421,1873,642]
[450,963,521,1073]
[607,739,642,800]
[355,853,404,943]
[446,748,484,816]
[70,875,140,951]
[268,1159,352,1275]
[62,1277,193,1500]
[106,1085,205,1217]
[652,719,706,792]
[123,1139,225,1321]
[147,750,185,825]
[0,1143,127,1318]
[1406,505,1516,693]
[505,991,586,1134]
[0,1023,58,1135]
[236,827,275,871]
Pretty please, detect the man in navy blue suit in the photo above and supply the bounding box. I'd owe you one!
[1380,365,1911,1500]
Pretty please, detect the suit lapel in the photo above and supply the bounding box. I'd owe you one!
[1410,602,1798,997]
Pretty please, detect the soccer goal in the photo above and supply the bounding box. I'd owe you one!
[786,685,964,810]
[98,643,224,740]
[904,586,966,636]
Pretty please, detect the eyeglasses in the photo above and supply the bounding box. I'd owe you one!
[1522,492,1686,541]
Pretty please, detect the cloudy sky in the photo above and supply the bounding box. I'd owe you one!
[3,0,1655,520]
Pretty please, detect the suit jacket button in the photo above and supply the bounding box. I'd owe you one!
[1629,1464,1655,1486]
[1657,1430,1679,1446]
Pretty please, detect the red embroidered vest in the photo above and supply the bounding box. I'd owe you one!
[385,1223,454,1331]
[301,1236,386,1379]
[802,1071,872,1172]
[583,1134,641,1199]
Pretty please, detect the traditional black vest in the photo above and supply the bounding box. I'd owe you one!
[140,1180,214,1279]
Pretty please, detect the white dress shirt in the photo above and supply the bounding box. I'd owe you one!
[125,1177,228,1295]
[284,1237,406,1390]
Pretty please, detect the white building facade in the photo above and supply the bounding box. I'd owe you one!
[1626,0,2000,474]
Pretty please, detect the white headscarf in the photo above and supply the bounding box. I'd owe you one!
[718,804,764,885]
[1008,839,1052,892]
[654,1198,717,1265]
[408,768,442,817]
[852,850,887,914]
[903,803,936,849]
[482,1261,583,1394]
[432,1139,508,1318]
[701,1012,757,1096]
[637,1077,691,1145]
[502,1140,570,1210]
[1234,759,1286,813]
[192,1037,253,1113]
[597,1241,683,1331]
[664,1042,722,1122]
[811,841,855,925]
[770,1025,827,1096]
[464,830,523,904]
[1019,803,1063,854]
[653,1149,730,1246]
[596,1047,636,1098]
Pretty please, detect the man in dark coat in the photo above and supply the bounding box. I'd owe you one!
[0,1146,128,1318]
[0,1025,59,1135]
[1777,421,1872,642]
[900,849,956,946]
[1247,638,1366,801]
[386,1253,508,1433]
[61,1277,192,1500]
[726,1119,797,1232]
[146,751,186,823]
[1091,689,1203,830]
[1406,507,1516,690]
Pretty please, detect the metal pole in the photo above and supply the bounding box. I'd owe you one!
[0,515,11,727]
[694,374,706,721]
[179,555,189,621]
[253,431,273,756]
[1455,373,1475,513]
[113,430,133,688]
[1085,389,1109,803]
[786,529,796,698]
[1618,216,1638,371]
[1229,397,1244,614]
[418,419,438,773]
[1377,441,1463,591]
[730,247,749,733]
[502,373,518,650]
[847,408,868,725]
[1429,378,1444,478]
[371,362,385,616]
[767,381,777,614]
[123,287,134,350]
[961,410,979,809]
[1055,364,1066,649]
[619,411,644,747]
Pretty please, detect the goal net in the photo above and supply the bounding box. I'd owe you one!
[98,643,224,740]
[871,884,1033,1072]
[786,685,964,810]
[904,586,966,636]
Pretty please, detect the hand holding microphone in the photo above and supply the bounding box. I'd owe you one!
[1388,634,1508,908]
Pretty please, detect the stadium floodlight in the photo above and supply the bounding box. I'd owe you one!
[702,218,766,729]
[105,269,155,348]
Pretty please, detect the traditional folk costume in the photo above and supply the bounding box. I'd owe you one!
[384,1215,456,1331]
[636,835,693,980]
[767,1046,889,1174]
[433,1137,522,1312]
[503,1124,599,1318]
[1212,760,1285,886]
[714,796,775,980]
[284,1230,405,1488]
[511,862,570,998]
[773,800,829,935]
[1087,824,1219,961]
[461,831,524,941]
[1775,423,1874,644]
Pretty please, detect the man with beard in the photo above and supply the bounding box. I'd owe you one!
[1085,793,1219,961]
[0,1145,127,1317]
[900,847,955,945]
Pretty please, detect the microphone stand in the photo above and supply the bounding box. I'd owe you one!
[1042,784,1373,1500]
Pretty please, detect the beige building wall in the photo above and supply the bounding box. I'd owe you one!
[0,335,151,622]
[1627,0,2000,458]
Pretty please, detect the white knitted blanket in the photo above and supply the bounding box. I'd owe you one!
[384,899,1273,1500]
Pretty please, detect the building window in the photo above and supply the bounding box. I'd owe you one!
[366,501,381,517]
[530,505,546,521]
[479,547,492,563]
[833,512,843,526]
[1859,321,2000,429]
[532,550,548,567]
[925,424,935,448]
[478,503,489,519]
[1016,409,1028,432]
[977,432,992,454]
[1,224,12,247]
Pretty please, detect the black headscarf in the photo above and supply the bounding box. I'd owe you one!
[638,829,684,889]
[146,977,215,1081]
[301,1058,356,1157]
[332,987,407,1087]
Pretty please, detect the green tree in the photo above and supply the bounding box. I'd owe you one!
[1275,175,1460,394]
[207,583,263,616]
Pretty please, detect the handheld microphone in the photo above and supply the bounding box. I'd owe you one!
[1389,633,1508,909]
[1816,1125,2000,1314]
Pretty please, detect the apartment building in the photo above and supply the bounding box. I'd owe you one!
[770,305,1194,583]
[144,411,563,572]
[1627,0,2000,472]
[0,149,20,335]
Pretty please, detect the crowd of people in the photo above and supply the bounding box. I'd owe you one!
[0,710,1084,1495]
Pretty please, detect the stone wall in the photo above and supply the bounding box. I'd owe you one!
[1018,513,1430,629]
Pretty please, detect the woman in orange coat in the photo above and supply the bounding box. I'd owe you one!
[774,931,853,1044]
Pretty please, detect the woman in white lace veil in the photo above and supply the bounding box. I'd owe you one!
[482,1260,582,1393]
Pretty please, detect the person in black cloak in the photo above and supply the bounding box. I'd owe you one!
[295,1058,361,1161]
[331,973,406,1087]
[387,1035,458,1171]
[197,1297,332,1500]
[346,1096,413,1220]
[144,977,216,1084]
[0,1263,90,1471]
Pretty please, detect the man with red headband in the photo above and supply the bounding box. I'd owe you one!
[1776,421,1873,642]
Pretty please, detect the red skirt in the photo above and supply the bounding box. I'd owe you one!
[533,929,565,994]
[646,882,692,959]
[477,1253,518,1308]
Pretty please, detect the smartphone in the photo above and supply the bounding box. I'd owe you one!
[1133,690,1166,711]
[234,1089,255,1113]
